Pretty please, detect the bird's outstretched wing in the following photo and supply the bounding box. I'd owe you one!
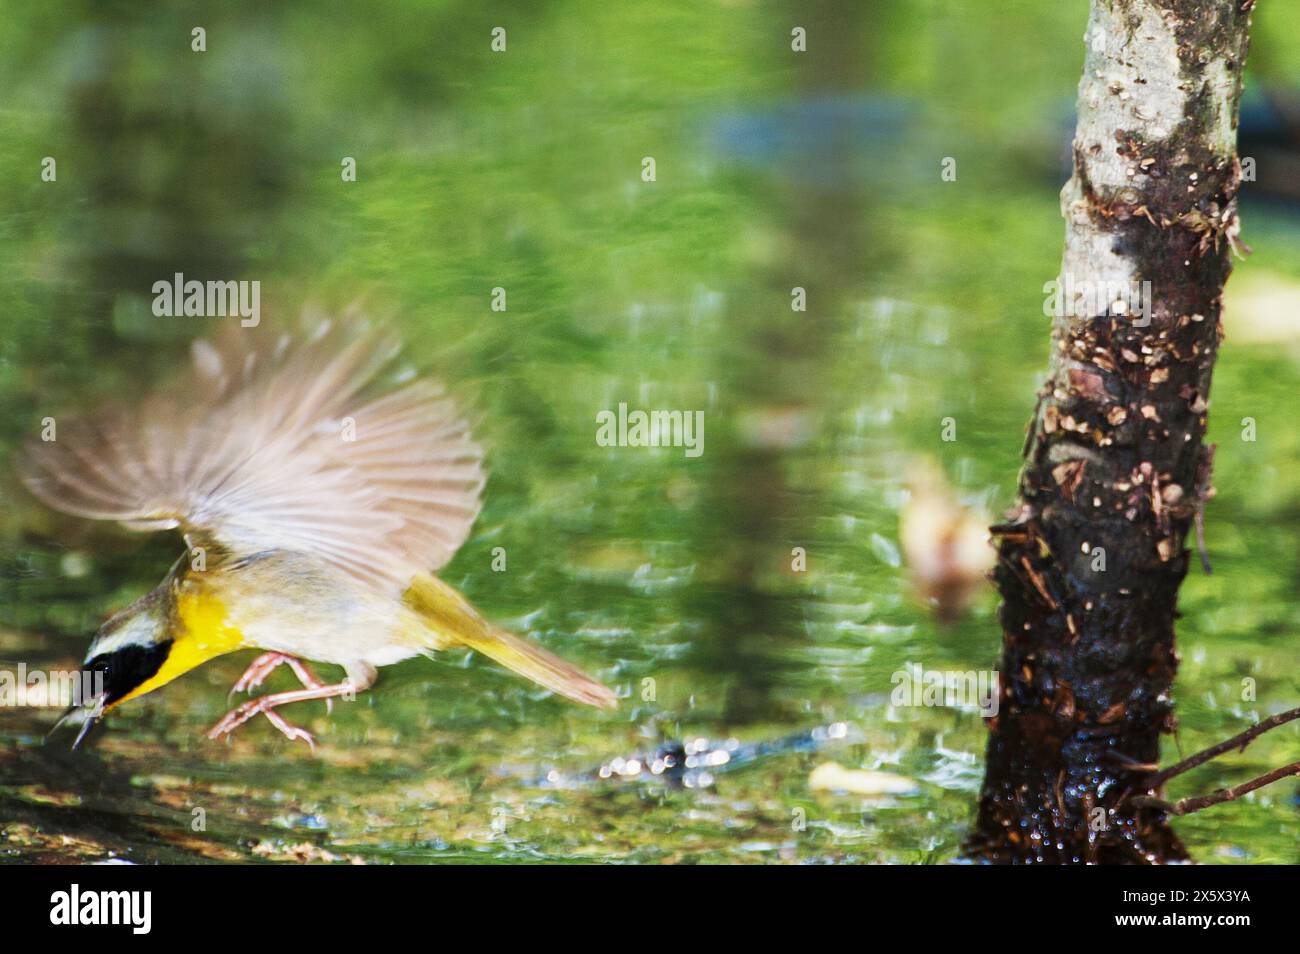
[18,314,485,594]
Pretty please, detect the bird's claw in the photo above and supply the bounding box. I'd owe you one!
[229,651,287,699]
[207,695,314,749]
[263,709,316,749]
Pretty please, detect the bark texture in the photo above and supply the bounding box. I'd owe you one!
[968,0,1253,863]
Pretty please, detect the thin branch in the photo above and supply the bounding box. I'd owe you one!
[1194,509,1212,575]
[1144,705,1300,789]
[1133,760,1300,817]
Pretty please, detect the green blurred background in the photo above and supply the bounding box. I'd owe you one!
[1,1,1298,863]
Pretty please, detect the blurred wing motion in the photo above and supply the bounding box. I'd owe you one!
[18,316,485,595]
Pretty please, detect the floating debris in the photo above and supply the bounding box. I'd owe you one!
[808,761,918,797]
[249,840,365,864]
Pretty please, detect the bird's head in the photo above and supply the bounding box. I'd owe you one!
[59,589,174,746]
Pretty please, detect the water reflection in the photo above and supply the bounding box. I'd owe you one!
[1,1,1297,865]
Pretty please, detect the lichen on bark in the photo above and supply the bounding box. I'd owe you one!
[967,0,1253,864]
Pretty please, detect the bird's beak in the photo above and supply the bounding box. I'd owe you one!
[50,691,107,749]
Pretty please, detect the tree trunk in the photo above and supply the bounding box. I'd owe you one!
[967,0,1253,864]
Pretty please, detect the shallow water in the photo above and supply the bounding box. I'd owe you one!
[2,2,1299,864]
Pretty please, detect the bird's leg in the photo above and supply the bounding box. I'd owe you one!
[208,681,356,748]
[230,651,333,712]
[230,652,290,696]
[281,656,333,713]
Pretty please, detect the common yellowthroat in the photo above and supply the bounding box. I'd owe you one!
[21,313,617,747]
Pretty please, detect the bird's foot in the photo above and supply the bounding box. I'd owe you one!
[229,652,334,713]
[208,681,355,748]
[230,652,289,696]
[259,709,316,750]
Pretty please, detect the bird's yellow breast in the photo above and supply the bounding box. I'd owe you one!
[110,586,246,708]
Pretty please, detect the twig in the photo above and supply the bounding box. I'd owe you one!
[1133,760,1300,816]
[1019,555,1057,610]
[1144,705,1300,789]
[1194,509,1212,575]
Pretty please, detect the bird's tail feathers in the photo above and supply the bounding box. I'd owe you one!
[404,573,617,709]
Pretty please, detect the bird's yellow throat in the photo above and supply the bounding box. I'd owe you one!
[108,588,246,709]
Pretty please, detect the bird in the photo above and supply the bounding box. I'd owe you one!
[899,460,995,623]
[19,311,617,748]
